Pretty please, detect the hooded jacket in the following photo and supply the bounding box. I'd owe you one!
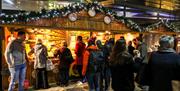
[33,43,48,69]
[82,45,98,76]
[5,39,27,68]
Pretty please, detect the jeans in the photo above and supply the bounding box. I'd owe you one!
[100,64,111,91]
[8,63,26,91]
[86,72,101,91]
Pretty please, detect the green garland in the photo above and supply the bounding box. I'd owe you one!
[144,19,179,32]
[0,1,142,32]
[1,2,178,32]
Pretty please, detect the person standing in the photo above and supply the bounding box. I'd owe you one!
[28,38,49,89]
[74,36,86,80]
[133,37,148,63]
[82,39,103,91]
[141,35,180,91]
[110,39,135,91]
[96,40,110,91]
[128,41,135,56]
[54,41,73,86]
[133,37,148,86]
[5,30,28,91]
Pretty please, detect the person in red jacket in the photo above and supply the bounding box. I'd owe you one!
[75,36,86,79]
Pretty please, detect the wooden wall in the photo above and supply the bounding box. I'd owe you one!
[0,27,3,90]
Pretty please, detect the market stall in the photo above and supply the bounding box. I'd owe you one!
[0,2,147,89]
[144,20,180,52]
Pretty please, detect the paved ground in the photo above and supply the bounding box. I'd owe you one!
[31,82,142,91]
[5,79,143,91]
[33,82,89,91]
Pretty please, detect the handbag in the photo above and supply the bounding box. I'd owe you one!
[46,59,54,71]
[31,70,36,79]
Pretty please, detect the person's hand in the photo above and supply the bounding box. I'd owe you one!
[8,64,14,68]
[34,67,37,70]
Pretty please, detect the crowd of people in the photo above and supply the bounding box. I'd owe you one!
[4,29,180,91]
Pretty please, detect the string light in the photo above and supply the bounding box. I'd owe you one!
[1,2,177,32]
[144,19,179,32]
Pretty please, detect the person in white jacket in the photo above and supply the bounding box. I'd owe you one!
[28,38,49,89]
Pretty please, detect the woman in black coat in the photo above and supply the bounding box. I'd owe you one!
[110,39,135,91]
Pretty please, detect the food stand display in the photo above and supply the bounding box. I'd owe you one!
[0,2,146,89]
[144,20,179,52]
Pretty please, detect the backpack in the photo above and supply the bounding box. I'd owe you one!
[88,50,105,73]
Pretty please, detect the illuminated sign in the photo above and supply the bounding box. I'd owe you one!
[48,2,71,10]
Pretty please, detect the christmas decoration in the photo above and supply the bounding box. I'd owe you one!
[104,16,111,24]
[68,13,77,21]
[88,9,96,17]
[0,2,143,32]
[144,19,179,32]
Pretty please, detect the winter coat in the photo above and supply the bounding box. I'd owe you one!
[33,43,48,69]
[128,45,135,56]
[54,47,73,69]
[82,45,98,76]
[5,39,27,67]
[110,51,135,91]
[75,41,86,65]
[144,48,180,91]
[137,42,148,63]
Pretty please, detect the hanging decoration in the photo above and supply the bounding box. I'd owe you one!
[88,9,96,17]
[0,1,143,32]
[144,19,179,32]
[104,16,111,24]
[68,13,77,22]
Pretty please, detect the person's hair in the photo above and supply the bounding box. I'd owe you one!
[120,36,125,39]
[128,41,132,45]
[87,39,95,47]
[110,39,127,65]
[61,41,67,47]
[159,35,174,49]
[77,36,82,41]
[96,40,102,48]
[112,39,126,55]
[17,30,26,36]
[36,38,42,44]
[108,38,115,45]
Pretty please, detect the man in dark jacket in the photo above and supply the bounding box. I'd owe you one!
[142,35,180,91]
[54,41,73,86]
[96,40,110,91]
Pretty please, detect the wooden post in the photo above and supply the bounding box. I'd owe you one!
[0,27,3,91]
[0,0,1,43]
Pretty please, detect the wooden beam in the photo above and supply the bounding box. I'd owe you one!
[0,27,3,91]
